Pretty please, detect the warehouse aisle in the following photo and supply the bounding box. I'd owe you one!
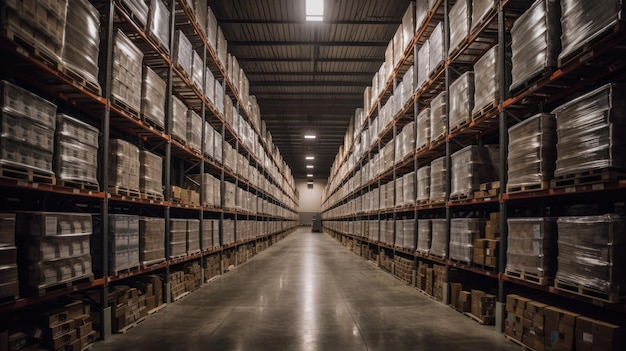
[94,228,518,351]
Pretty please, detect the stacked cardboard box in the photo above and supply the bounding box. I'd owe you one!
[430,91,447,142]
[0,214,18,300]
[138,217,165,268]
[204,254,221,281]
[393,256,413,285]
[111,30,143,113]
[433,264,446,301]
[223,249,236,272]
[470,289,495,324]
[506,217,557,281]
[473,213,500,268]
[106,214,140,274]
[575,316,625,351]
[505,294,533,343]
[186,220,200,255]
[55,114,99,188]
[109,286,148,332]
[450,218,486,264]
[108,139,140,193]
[139,150,163,199]
[450,283,472,313]
[184,261,202,292]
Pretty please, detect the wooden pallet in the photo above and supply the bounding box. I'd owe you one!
[117,315,148,334]
[504,335,536,351]
[0,165,55,185]
[472,101,499,121]
[140,191,164,202]
[509,67,555,96]
[80,343,94,351]
[507,181,550,194]
[110,266,140,279]
[558,21,625,68]
[464,312,495,325]
[30,274,94,297]
[449,193,473,202]
[108,186,141,199]
[142,116,166,133]
[57,179,100,192]
[0,294,19,305]
[58,64,102,96]
[505,270,551,286]
[555,279,624,304]
[168,253,188,261]
[110,95,140,119]
[473,187,499,200]
[550,169,626,188]
[147,303,167,316]
[449,118,470,134]
[2,25,62,71]
[172,291,190,302]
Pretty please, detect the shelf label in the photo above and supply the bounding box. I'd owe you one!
[565,187,576,193]
[73,188,79,194]
[45,216,57,236]
[32,183,39,189]
[592,183,604,191]
[583,332,593,343]
[17,180,27,187]
[484,197,491,201]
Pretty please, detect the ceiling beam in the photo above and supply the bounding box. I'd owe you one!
[246,71,374,77]
[229,41,388,47]
[250,81,369,87]
[219,19,401,25]
[237,57,382,63]
[254,91,362,97]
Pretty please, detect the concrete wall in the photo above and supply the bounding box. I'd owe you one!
[296,178,326,225]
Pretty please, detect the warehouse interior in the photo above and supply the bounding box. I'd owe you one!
[1,0,626,350]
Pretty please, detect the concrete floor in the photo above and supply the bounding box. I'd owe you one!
[94,228,519,351]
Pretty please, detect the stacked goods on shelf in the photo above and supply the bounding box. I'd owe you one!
[416,219,431,254]
[505,294,536,346]
[1,0,67,61]
[559,0,624,65]
[216,28,228,72]
[556,215,626,299]
[186,219,200,255]
[393,255,413,285]
[507,114,556,193]
[16,212,93,292]
[204,68,215,104]
[171,96,188,144]
[430,219,447,258]
[141,66,166,130]
[121,0,149,28]
[401,66,415,108]
[417,261,428,291]
[403,171,416,206]
[214,81,225,116]
[189,174,221,207]
[191,50,204,92]
[172,30,192,79]
[450,283,472,313]
[139,150,163,199]
[146,0,169,52]
[138,217,165,268]
[169,219,187,259]
[449,218,486,264]
[54,114,99,188]
[417,40,430,89]
[416,166,430,203]
[186,110,202,153]
[449,72,475,131]
[473,45,502,117]
[470,289,496,324]
[402,2,415,54]
[0,214,18,300]
[509,0,561,92]
[395,177,404,208]
[204,254,220,281]
[429,22,445,78]
[368,220,379,242]
[108,139,140,196]
[472,0,496,32]
[433,264,446,301]
[395,219,416,251]
[223,219,235,245]
[505,217,556,284]
[576,315,626,351]
[416,108,431,150]
[111,30,143,115]
[223,247,236,271]
[108,284,153,332]
[472,212,500,268]
[450,145,499,199]
[201,219,219,250]
[206,5,218,50]
[430,91,447,142]
[449,0,471,56]
[223,182,236,209]
[0,81,57,177]
[61,0,101,92]
[552,84,626,179]
[395,121,415,162]
[429,157,446,202]
[107,214,140,274]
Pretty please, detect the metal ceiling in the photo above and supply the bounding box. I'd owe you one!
[211,0,410,180]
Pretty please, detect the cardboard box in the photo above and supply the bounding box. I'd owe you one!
[458,291,472,312]
[544,306,579,326]
[8,332,26,351]
[80,331,97,349]
[40,309,69,327]
[47,320,75,339]
[46,330,77,350]
[575,316,625,351]
[63,301,84,319]
[450,283,463,309]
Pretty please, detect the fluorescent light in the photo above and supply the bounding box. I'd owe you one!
[306,165,314,169]
[305,156,315,160]
[307,174,314,177]
[304,135,316,139]
[306,0,324,21]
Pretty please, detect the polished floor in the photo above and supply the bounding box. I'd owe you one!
[94,228,519,351]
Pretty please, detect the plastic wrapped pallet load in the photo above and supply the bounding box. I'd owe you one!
[449,0,471,56]
[473,45,502,117]
[417,219,432,254]
[395,176,404,207]
[54,114,99,187]
[404,219,416,250]
[139,217,165,267]
[171,96,188,144]
[186,110,202,153]
[139,150,163,198]
[169,219,187,258]
[556,214,626,295]
[403,171,416,206]
[121,0,149,28]
[449,71,475,131]
[111,30,143,114]
[415,0,430,32]
[509,0,561,93]
[108,139,140,193]
[450,145,499,199]
[507,113,556,192]
[430,157,447,202]
[402,2,415,52]
[430,91,447,142]
[192,50,204,92]
[552,84,626,177]
[505,218,557,280]
[62,0,101,92]
[147,0,170,52]
[141,66,166,129]
[417,166,431,203]
[187,219,200,254]
[107,214,140,274]
[429,22,445,77]
[430,219,447,258]
[395,220,405,248]
[450,218,486,264]
[417,41,430,91]
[472,0,497,32]
[416,107,431,150]
[173,30,193,78]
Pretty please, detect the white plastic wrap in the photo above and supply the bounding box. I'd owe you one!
[473,45,500,116]
[556,214,626,293]
[141,66,166,129]
[416,0,429,33]
[55,138,98,185]
[402,66,415,105]
[449,72,475,131]
[430,219,447,257]
[402,2,415,51]
[214,80,225,115]
[429,157,446,202]
[112,29,143,113]
[417,166,431,202]
[559,0,623,63]
[169,219,187,257]
[121,0,148,28]
[192,50,204,93]
[417,219,432,254]
[62,0,100,91]
[217,27,228,69]
[552,84,626,176]
[395,176,404,207]
[139,150,163,197]
[173,30,193,78]
[510,0,561,92]
[205,68,215,104]
[207,6,218,51]
[451,145,499,198]
[107,214,140,273]
[108,139,140,190]
[506,217,557,277]
[171,96,188,143]
[416,107,431,150]
[429,22,445,77]
[417,41,430,90]
[450,218,486,263]
[430,91,447,141]
[403,171,416,206]
[186,110,202,152]
[472,0,497,32]
[187,219,200,254]
[0,81,57,128]
[449,0,471,55]
[507,113,556,189]
[139,217,165,267]
[147,0,170,53]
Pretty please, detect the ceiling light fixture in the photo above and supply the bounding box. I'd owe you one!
[305,156,315,160]
[304,135,316,139]
[307,174,314,177]
[306,165,314,169]
[306,0,324,21]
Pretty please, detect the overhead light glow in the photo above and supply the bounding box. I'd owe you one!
[305,156,315,160]
[307,174,314,177]
[306,165,314,169]
[306,0,324,21]
[304,135,316,139]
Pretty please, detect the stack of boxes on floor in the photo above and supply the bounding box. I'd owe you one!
[169,261,202,301]
[392,256,413,285]
[204,254,221,281]
[449,283,496,325]
[473,213,500,269]
[505,294,625,351]
[108,275,163,332]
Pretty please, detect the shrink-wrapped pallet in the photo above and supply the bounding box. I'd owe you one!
[173,30,193,78]
[368,220,379,241]
[507,113,556,190]
[169,219,187,258]
[223,219,234,245]
[139,150,163,197]
[54,114,98,186]
[417,166,431,202]
[214,80,225,115]
[416,107,431,150]
[205,68,215,104]
[450,218,486,263]
[472,0,497,33]
[217,27,228,69]
[417,219,432,254]
[202,122,213,159]
[186,110,202,152]
[395,122,415,161]
[207,6,218,50]
[403,171,416,206]
[506,218,557,278]
[201,219,212,250]
[147,0,170,52]
[402,66,415,106]
[395,176,404,207]
[473,45,501,116]
[449,0,471,56]
[449,72,475,131]
[402,2,415,52]
[107,214,140,273]
[451,145,499,199]
[187,219,200,254]
[112,30,143,114]
[121,0,148,28]
[553,84,626,176]
[62,0,101,92]
[415,0,430,32]
[192,0,208,37]
[141,66,166,129]
[510,0,561,92]
[429,22,445,77]
[395,220,405,248]
[417,41,430,90]
[430,219,447,258]
[108,139,140,191]
[429,157,446,202]
[192,50,204,93]
[556,215,626,294]
[559,0,624,64]
[430,91,447,141]
[171,96,187,143]
[139,217,165,267]
[404,219,416,250]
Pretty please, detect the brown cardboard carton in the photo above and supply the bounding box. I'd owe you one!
[506,294,520,313]
[145,295,156,312]
[45,330,77,350]
[80,331,97,349]
[40,309,69,327]
[76,322,92,338]
[484,256,498,267]
[450,283,463,309]
[515,296,533,316]
[458,291,472,312]
[544,306,579,326]
[63,301,84,319]
[575,316,625,351]
[471,290,484,316]
[46,320,75,339]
